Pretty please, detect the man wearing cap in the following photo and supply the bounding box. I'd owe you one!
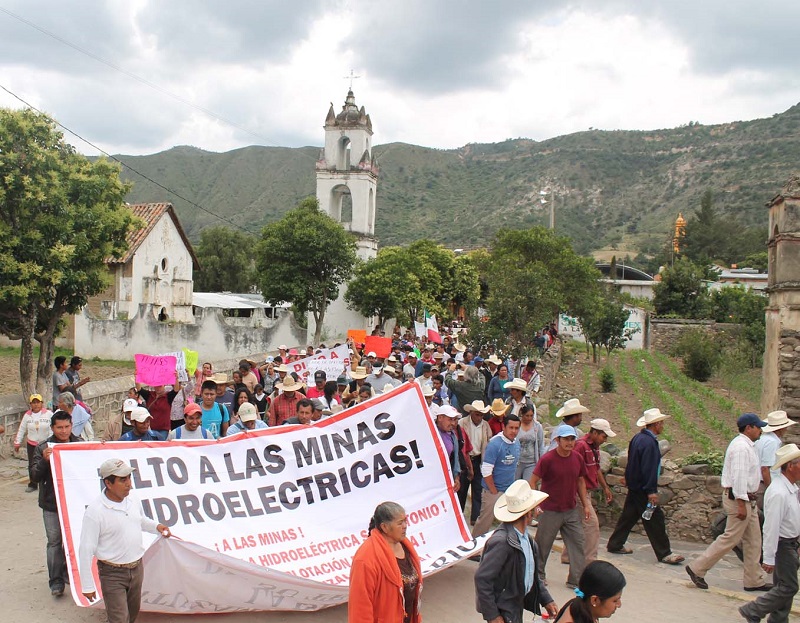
[755,410,797,494]
[119,408,162,442]
[686,413,770,591]
[607,408,684,565]
[31,410,82,596]
[461,400,493,524]
[739,444,800,623]
[226,402,269,435]
[547,398,589,451]
[269,376,305,426]
[473,414,522,537]
[78,458,171,622]
[562,419,616,566]
[531,424,590,588]
[306,370,328,399]
[434,405,464,495]
[475,480,558,623]
[403,353,418,379]
[135,381,178,441]
[103,398,138,442]
[14,394,53,492]
[167,403,213,440]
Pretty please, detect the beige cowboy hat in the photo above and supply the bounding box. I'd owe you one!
[485,354,502,366]
[505,378,528,393]
[772,443,800,471]
[381,383,396,394]
[490,398,511,417]
[494,480,550,523]
[421,384,435,397]
[210,373,231,385]
[464,400,491,414]
[763,410,797,433]
[636,407,670,427]
[350,366,368,380]
[278,376,304,392]
[555,398,590,419]
[453,342,467,352]
[275,364,290,373]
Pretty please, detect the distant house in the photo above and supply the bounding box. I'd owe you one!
[708,266,768,293]
[85,202,199,323]
[596,262,656,300]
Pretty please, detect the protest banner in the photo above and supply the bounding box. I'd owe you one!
[364,335,392,358]
[347,329,366,345]
[182,348,199,376]
[134,354,177,386]
[52,384,485,613]
[288,344,350,382]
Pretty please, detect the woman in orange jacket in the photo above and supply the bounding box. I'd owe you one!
[348,501,422,623]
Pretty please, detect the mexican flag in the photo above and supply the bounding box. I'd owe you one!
[425,311,442,344]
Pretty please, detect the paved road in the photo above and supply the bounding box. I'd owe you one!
[1,458,798,622]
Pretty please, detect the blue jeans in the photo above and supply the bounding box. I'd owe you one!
[43,510,68,589]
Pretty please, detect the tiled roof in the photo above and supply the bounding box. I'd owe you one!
[108,202,199,269]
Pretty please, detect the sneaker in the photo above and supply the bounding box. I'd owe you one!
[51,585,64,597]
[25,485,36,493]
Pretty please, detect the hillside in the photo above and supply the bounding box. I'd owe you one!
[119,103,800,255]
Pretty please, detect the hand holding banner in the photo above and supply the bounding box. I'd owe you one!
[134,354,177,386]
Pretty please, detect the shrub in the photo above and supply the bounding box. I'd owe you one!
[679,451,724,475]
[599,367,616,392]
[673,329,721,382]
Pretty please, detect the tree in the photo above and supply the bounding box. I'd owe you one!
[653,257,710,318]
[710,286,767,367]
[0,108,136,398]
[256,197,357,344]
[576,291,637,362]
[194,225,257,292]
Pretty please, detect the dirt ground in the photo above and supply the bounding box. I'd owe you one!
[0,354,133,398]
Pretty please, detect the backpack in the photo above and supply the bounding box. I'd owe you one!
[175,426,209,440]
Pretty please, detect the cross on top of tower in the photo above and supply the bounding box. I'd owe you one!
[344,69,361,90]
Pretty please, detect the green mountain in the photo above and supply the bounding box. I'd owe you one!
[119,103,800,256]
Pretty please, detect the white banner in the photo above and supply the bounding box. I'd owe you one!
[288,345,351,382]
[414,321,427,338]
[52,384,486,613]
[159,350,188,382]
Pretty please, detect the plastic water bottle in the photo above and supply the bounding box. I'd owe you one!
[642,503,654,521]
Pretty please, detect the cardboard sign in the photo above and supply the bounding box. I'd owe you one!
[134,354,177,386]
[364,335,392,358]
[347,329,366,345]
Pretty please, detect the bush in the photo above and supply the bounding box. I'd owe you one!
[679,451,724,475]
[673,329,722,382]
[599,367,616,392]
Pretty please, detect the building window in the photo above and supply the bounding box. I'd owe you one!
[161,257,169,272]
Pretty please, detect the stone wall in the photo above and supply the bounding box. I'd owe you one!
[529,341,563,420]
[777,329,800,445]
[648,318,741,354]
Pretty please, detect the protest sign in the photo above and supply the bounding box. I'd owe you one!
[134,354,177,386]
[160,350,188,382]
[414,321,427,338]
[347,329,366,345]
[288,344,350,382]
[52,384,484,613]
[182,348,199,376]
[364,335,392,358]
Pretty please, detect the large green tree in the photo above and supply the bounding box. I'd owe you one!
[194,225,258,292]
[576,290,637,362]
[256,197,357,344]
[653,257,710,318]
[0,108,136,398]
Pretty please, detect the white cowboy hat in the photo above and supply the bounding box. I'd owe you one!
[464,400,491,414]
[490,398,511,417]
[505,378,528,393]
[772,443,800,470]
[763,410,797,433]
[275,364,290,373]
[381,383,396,394]
[494,480,549,523]
[636,407,670,427]
[485,355,502,365]
[555,398,590,419]
[421,385,435,397]
[589,418,617,437]
[453,343,467,352]
[210,373,231,385]
[278,376,304,392]
[350,366,368,380]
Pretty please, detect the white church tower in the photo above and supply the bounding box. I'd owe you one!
[310,89,379,341]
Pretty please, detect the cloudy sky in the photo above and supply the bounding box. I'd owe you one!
[1,0,798,156]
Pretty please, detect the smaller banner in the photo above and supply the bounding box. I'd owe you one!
[160,350,188,382]
[414,321,427,338]
[347,329,367,345]
[134,354,177,386]
[364,335,392,358]
[288,344,351,382]
[182,348,199,376]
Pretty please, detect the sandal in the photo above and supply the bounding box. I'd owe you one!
[608,547,633,555]
[660,553,685,565]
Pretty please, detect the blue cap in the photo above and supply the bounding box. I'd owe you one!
[553,424,578,439]
[474,356,484,363]
[737,413,767,428]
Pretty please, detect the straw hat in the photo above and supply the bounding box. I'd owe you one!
[490,398,510,417]
[505,378,528,393]
[211,373,231,385]
[485,354,502,366]
[555,398,590,419]
[351,366,368,380]
[278,376,304,392]
[493,480,549,523]
[763,410,797,433]
[381,383,396,394]
[772,443,800,470]
[464,400,491,414]
[421,384,435,397]
[636,407,670,427]
[454,343,467,352]
[275,364,290,373]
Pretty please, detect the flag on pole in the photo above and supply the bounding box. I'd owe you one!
[425,311,442,344]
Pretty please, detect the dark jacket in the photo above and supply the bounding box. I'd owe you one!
[475,522,552,623]
[444,373,486,416]
[32,433,82,512]
[624,428,661,494]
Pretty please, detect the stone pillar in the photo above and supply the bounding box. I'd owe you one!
[762,173,800,443]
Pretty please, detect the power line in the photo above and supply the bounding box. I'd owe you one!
[0,4,280,147]
[0,83,261,236]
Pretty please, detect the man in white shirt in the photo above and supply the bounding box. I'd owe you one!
[687,413,770,592]
[739,443,800,623]
[79,458,171,623]
[754,410,796,495]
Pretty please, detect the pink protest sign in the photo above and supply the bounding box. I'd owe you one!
[134,354,178,386]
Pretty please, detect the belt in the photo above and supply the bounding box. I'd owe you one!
[98,558,141,569]
[724,488,757,502]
